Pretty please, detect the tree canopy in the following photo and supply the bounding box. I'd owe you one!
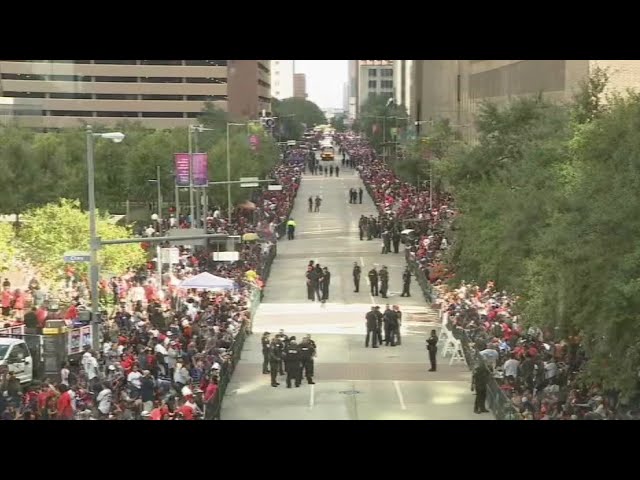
[438,68,640,397]
[355,94,409,151]
[272,97,326,140]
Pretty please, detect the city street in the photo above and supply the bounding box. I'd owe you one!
[222,151,488,420]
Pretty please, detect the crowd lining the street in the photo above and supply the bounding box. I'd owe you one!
[339,132,632,420]
[0,148,302,420]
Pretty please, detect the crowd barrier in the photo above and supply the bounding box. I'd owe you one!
[406,253,520,420]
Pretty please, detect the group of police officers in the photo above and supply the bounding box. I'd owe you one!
[262,330,317,388]
[352,263,412,298]
[364,304,403,348]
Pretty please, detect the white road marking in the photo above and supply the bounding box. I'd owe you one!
[394,381,407,410]
[309,384,315,409]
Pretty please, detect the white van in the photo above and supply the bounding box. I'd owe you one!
[0,338,34,384]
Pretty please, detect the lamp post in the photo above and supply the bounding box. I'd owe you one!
[148,166,164,287]
[226,122,249,224]
[86,125,125,342]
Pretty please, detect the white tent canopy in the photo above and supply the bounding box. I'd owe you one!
[178,272,236,291]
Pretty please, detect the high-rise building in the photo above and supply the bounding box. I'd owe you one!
[393,60,412,116]
[271,60,294,99]
[357,60,394,113]
[0,60,271,128]
[411,60,640,142]
[348,60,359,120]
[342,82,349,113]
[293,73,307,99]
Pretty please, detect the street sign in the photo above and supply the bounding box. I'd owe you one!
[167,228,206,247]
[212,251,240,262]
[63,251,91,263]
[161,247,180,264]
[268,185,283,191]
[240,177,259,182]
[240,182,259,188]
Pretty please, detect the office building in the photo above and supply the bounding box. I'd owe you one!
[348,60,359,120]
[411,60,640,142]
[293,73,307,99]
[357,60,394,112]
[0,60,271,129]
[393,60,413,116]
[271,60,294,99]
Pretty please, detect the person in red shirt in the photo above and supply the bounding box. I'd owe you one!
[177,399,195,420]
[1,289,13,317]
[56,385,74,420]
[37,385,56,419]
[64,302,79,321]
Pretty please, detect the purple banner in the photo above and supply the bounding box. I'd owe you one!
[174,153,208,187]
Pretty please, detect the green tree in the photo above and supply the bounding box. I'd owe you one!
[272,97,326,140]
[0,223,18,272]
[358,94,409,151]
[18,199,147,281]
[330,114,347,132]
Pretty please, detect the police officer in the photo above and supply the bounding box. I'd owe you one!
[365,307,379,348]
[471,362,491,413]
[268,338,283,387]
[383,305,399,346]
[283,336,302,388]
[313,264,324,301]
[275,330,288,375]
[321,266,331,302]
[352,262,361,293]
[314,196,322,212]
[306,265,316,301]
[261,332,271,374]
[287,218,296,240]
[426,329,438,371]
[368,267,379,296]
[401,268,412,297]
[393,305,402,345]
[329,165,334,176]
[381,229,391,254]
[379,266,389,299]
[298,335,317,385]
[308,196,313,212]
[374,306,384,346]
[358,188,363,204]
[359,215,367,241]
[335,165,340,177]
[392,229,401,253]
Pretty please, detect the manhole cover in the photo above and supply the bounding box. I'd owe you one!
[339,390,361,395]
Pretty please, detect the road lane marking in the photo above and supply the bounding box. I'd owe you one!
[394,381,407,410]
[309,384,315,409]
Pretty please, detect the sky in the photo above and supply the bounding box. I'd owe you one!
[294,60,348,110]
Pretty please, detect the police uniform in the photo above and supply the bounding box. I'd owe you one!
[275,332,288,375]
[379,267,389,298]
[352,263,361,292]
[268,340,283,387]
[283,337,302,388]
[426,332,438,371]
[401,269,411,297]
[368,268,379,296]
[472,363,490,413]
[365,308,378,348]
[298,337,317,384]
[261,333,271,374]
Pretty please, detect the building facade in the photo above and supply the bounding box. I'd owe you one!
[293,73,307,99]
[393,60,413,116]
[357,60,394,112]
[0,60,271,129]
[270,60,294,99]
[411,60,640,142]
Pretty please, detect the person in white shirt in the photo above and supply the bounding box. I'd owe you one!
[82,351,100,390]
[127,366,143,390]
[174,362,190,389]
[479,346,499,369]
[544,358,558,381]
[60,363,70,387]
[96,383,112,418]
[503,354,520,379]
[145,225,156,237]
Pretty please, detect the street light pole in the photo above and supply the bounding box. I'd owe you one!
[86,125,125,350]
[226,122,249,225]
[194,130,200,228]
[188,125,195,225]
[86,127,99,333]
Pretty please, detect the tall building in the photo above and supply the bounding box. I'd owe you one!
[0,60,271,129]
[393,60,413,116]
[342,82,349,113]
[411,60,640,142]
[293,73,307,99]
[357,60,394,112]
[348,60,359,120]
[271,60,294,99]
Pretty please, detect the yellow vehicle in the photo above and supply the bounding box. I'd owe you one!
[321,146,335,161]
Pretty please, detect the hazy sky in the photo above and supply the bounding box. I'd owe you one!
[294,60,348,110]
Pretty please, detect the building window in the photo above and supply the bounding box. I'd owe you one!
[140,94,183,101]
[94,60,138,65]
[258,79,270,88]
[94,76,138,82]
[96,111,139,117]
[380,69,393,77]
[380,80,393,89]
[258,62,270,73]
[140,112,185,118]
[368,69,377,77]
[185,95,228,101]
[368,80,377,89]
[49,111,93,117]
[2,91,46,98]
[139,77,182,83]
[49,92,93,99]
[96,94,139,100]
[185,77,226,84]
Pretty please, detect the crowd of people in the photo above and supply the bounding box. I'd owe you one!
[341,132,632,420]
[0,148,303,420]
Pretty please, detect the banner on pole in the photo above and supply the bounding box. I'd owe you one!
[174,153,208,187]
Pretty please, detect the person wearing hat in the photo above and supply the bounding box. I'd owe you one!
[261,332,271,375]
[320,266,331,302]
[378,266,389,299]
[365,306,379,348]
[268,337,283,387]
[298,335,317,385]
